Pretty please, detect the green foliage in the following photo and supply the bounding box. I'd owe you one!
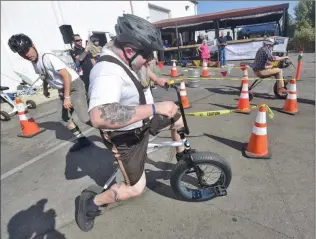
[289,1,315,52]
[294,1,315,30]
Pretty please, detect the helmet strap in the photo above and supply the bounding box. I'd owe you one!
[121,46,140,69]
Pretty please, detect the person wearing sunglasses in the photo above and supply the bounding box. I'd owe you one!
[70,34,94,93]
[76,14,185,232]
[8,34,92,152]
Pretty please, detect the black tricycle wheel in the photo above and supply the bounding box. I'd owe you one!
[26,100,37,109]
[170,151,232,202]
[239,84,254,101]
[0,111,11,121]
[273,80,289,99]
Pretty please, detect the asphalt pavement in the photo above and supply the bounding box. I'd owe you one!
[1,53,314,239]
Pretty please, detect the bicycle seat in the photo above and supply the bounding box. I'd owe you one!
[0,86,9,91]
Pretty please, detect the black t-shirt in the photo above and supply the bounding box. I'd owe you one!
[70,46,93,78]
[217,36,227,48]
[226,35,233,41]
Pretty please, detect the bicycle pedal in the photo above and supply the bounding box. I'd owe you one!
[214,185,227,197]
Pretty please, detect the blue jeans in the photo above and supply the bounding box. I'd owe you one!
[219,47,226,66]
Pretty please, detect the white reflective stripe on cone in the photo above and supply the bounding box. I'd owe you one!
[290,83,296,91]
[252,126,267,135]
[242,84,249,91]
[255,111,266,123]
[19,113,31,121]
[287,93,297,99]
[180,90,187,96]
[16,103,25,113]
[240,93,249,98]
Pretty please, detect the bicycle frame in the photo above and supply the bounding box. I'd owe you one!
[0,92,18,116]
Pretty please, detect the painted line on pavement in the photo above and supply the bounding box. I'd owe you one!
[1,128,161,181]
[1,127,95,181]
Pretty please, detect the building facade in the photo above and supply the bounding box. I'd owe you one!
[1,1,197,91]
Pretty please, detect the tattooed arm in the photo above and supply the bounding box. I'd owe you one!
[89,102,154,129]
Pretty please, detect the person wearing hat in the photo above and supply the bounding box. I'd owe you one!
[89,35,102,61]
[252,38,289,96]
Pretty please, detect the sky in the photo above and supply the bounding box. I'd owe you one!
[197,1,299,18]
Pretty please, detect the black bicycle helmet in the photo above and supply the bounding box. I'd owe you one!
[115,14,163,52]
[8,34,33,53]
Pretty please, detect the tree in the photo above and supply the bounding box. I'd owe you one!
[290,1,315,52]
[294,1,315,30]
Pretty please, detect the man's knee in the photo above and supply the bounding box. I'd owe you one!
[111,172,146,199]
[171,116,184,130]
[130,173,146,197]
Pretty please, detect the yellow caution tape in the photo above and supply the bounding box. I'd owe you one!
[261,104,274,119]
[168,77,280,82]
[184,105,257,117]
[187,77,279,81]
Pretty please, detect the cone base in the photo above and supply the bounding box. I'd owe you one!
[279,109,298,115]
[236,109,251,114]
[243,145,271,159]
[18,128,46,138]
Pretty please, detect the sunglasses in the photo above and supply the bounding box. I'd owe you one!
[75,39,82,42]
[137,50,154,61]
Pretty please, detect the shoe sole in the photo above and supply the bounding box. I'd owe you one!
[76,190,95,232]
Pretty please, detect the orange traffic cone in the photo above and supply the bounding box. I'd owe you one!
[237,78,251,114]
[201,60,209,77]
[158,61,164,70]
[239,66,248,89]
[240,64,247,74]
[243,104,271,159]
[16,98,46,138]
[180,79,191,109]
[280,78,298,115]
[170,60,179,77]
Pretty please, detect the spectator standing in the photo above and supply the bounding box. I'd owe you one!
[217,31,227,67]
[226,32,233,41]
[198,39,210,65]
[70,34,94,93]
[89,35,102,61]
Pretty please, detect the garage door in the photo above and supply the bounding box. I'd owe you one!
[149,4,170,22]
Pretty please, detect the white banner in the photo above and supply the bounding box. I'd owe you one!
[225,41,263,60]
[208,37,289,60]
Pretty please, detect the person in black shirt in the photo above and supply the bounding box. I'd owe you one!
[226,32,233,41]
[70,34,94,93]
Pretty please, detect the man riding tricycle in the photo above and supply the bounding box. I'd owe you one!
[240,37,295,100]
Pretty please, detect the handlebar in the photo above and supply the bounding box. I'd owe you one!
[164,82,190,136]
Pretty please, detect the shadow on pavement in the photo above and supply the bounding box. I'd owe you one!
[205,87,240,96]
[7,199,66,239]
[204,133,244,152]
[145,158,178,200]
[38,121,73,141]
[146,157,202,202]
[210,103,238,110]
[64,136,115,187]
